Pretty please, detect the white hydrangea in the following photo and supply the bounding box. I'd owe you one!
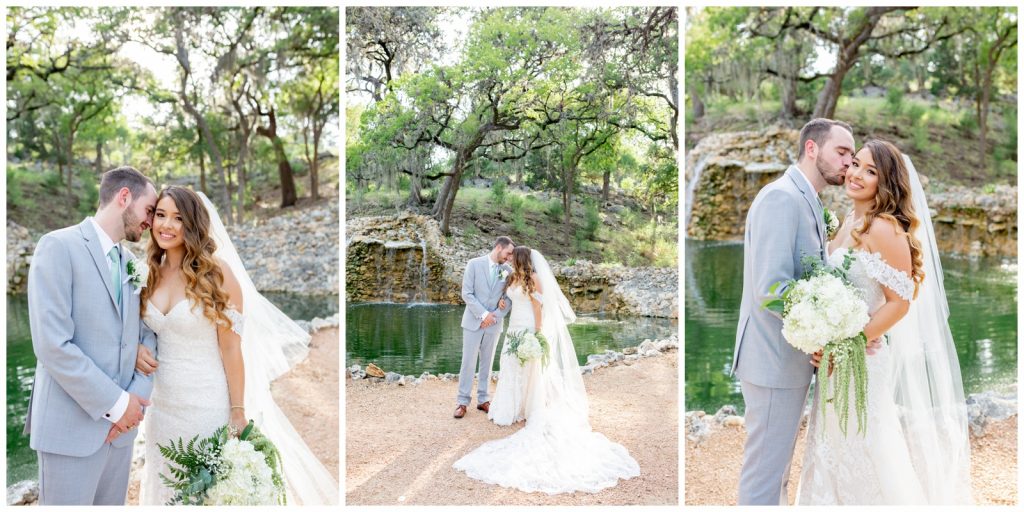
[516,332,544,362]
[205,439,279,505]
[781,273,869,354]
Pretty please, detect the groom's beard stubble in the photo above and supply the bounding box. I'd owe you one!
[122,209,143,242]
[817,158,847,186]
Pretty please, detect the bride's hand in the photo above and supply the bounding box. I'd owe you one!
[810,350,835,377]
[229,409,248,438]
[135,345,158,376]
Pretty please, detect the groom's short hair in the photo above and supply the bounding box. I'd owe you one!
[798,118,853,161]
[99,166,153,207]
[495,236,514,248]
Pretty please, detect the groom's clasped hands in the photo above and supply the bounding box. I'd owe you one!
[104,393,151,444]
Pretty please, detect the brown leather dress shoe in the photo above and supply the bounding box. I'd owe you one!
[476,401,490,413]
[453,405,467,419]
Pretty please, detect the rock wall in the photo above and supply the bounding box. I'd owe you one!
[346,214,679,318]
[686,127,1017,258]
[7,221,34,294]
[6,199,339,295]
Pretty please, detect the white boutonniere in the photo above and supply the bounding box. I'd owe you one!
[498,268,510,281]
[126,259,148,294]
[823,208,839,239]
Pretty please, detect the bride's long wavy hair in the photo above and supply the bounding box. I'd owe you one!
[140,186,233,327]
[851,139,925,298]
[505,246,537,297]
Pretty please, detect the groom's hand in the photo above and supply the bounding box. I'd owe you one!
[480,312,496,328]
[113,393,151,436]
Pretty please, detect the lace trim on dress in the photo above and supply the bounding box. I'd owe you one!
[858,251,915,301]
[224,307,244,336]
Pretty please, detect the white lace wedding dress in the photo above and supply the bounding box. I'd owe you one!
[797,248,926,505]
[486,284,542,426]
[139,299,243,505]
[453,253,640,494]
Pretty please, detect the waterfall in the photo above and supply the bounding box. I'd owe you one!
[419,239,429,303]
[383,247,396,302]
[684,153,711,232]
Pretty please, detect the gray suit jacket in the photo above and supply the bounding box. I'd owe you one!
[732,166,827,389]
[460,255,512,333]
[25,219,158,457]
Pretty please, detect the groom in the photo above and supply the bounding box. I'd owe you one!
[25,166,160,505]
[454,236,514,419]
[731,119,857,505]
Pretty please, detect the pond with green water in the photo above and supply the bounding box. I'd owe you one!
[346,302,678,375]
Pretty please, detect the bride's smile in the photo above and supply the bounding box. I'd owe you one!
[152,198,185,250]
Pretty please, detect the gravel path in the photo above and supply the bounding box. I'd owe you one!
[685,414,1017,505]
[346,351,678,506]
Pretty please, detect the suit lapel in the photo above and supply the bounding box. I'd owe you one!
[785,167,826,256]
[79,220,122,316]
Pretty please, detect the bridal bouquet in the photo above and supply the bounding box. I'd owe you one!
[762,254,871,436]
[504,330,550,367]
[158,420,286,505]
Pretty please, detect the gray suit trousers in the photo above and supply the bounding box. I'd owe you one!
[38,443,133,505]
[457,328,501,406]
[737,380,810,506]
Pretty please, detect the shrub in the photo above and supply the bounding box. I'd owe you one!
[581,200,601,241]
[490,177,507,205]
[545,199,564,221]
[907,104,927,125]
[7,168,23,207]
[957,112,978,135]
[885,87,905,116]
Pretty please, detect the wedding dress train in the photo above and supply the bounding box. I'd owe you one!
[453,250,639,494]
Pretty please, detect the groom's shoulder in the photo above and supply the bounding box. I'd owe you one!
[40,222,84,245]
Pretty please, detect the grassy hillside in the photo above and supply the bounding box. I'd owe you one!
[347,184,677,268]
[686,95,1017,187]
[6,157,339,233]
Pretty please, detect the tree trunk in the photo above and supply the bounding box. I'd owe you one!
[781,76,798,119]
[813,72,847,119]
[95,140,103,175]
[174,16,231,224]
[562,164,575,225]
[199,139,207,195]
[602,169,611,203]
[979,72,991,168]
[256,107,298,208]
[230,95,251,217]
[690,85,705,120]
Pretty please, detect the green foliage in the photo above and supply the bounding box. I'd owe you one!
[77,171,99,218]
[507,194,532,235]
[885,87,905,116]
[7,168,24,207]
[545,199,565,221]
[157,421,286,505]
[906,103,927,125]
[491,178,508,205]
[957,111,978,135]
[581,200,601,241]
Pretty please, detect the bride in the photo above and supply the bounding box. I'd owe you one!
[797,140,972,504]
[453,246,640,494]
[134,186,338,505]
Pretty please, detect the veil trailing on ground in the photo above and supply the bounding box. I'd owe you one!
[886,157,973,503]
[200,194,339,505]
[530,249,588,421]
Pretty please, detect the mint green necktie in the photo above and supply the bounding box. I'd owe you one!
[108,246,122,306]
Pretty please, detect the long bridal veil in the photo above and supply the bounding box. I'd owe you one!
[201,193,339,505]
[529,249,588,420]
[887,157,972,503]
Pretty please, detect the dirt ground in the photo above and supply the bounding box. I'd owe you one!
[685,414,1017,505]
[345,351,679,506]
[126,327,340,504]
